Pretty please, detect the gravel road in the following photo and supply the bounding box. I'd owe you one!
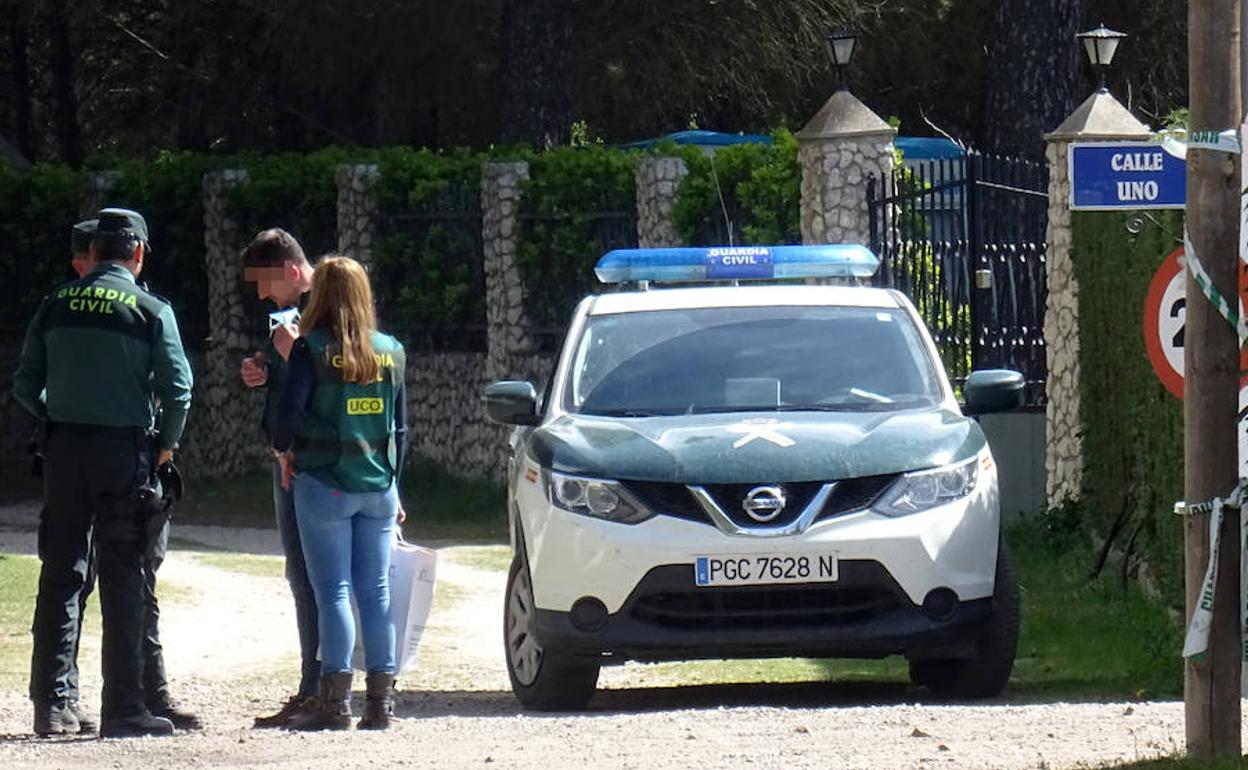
[0,505,1232,769]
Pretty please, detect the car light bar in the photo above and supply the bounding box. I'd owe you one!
[594,245,881,284]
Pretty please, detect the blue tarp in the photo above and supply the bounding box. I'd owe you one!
[895,136,964,160]
[621,130,964,160]
[620,130,773,150]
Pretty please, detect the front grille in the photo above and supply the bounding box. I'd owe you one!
[624,480,709,523]
[817,474,899,521]
[622,474,901,528]
[700,482,825,528]
[626,563,906,630]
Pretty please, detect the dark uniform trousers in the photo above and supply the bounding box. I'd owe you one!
[30,423,153,719]
[45,517,171,707]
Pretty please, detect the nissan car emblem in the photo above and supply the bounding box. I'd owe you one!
[742,486,787,522]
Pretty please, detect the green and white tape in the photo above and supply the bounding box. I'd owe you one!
[1159,128,1243,159]
[1182,230,1248,343]
[1176,224,1248,689]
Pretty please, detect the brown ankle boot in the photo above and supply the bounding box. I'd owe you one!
[356,672,395,730]
[288,672,352,731]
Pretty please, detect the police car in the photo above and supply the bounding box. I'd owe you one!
[484,245,1023,710]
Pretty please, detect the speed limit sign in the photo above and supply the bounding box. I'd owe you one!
[1143,247,1248,476]
[1142,248,1186,399]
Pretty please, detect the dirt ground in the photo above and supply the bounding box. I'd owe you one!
[0,503,1234,769]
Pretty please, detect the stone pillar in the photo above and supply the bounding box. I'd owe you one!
[336,163,380,269]
[1043,91,1152,506]
[635,156,689,247]
[795,90,897,245]
[81,170,122,218]
[194,169,265,476]
[482,161,540,382]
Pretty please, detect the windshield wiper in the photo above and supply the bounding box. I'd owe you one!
[583,408,671,417]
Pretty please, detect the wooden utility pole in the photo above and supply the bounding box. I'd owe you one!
[1185,0,1242,758]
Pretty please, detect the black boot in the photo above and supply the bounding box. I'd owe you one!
[288,672,352,731]
[33,700,79,736]
[356,672,396,730]
[148,697,203,731]
[100,710,174,738]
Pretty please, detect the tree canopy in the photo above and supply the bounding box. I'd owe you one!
[0,0,1187,164]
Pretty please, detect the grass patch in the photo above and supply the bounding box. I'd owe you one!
[1006,515,1183,700]
[167,455,507,544]
[192,552,286,579]
[399,456,506,544]
[1096,757,1248,770]
[0,553,103,690]
[446,545,511,573]
[176,469,275,527]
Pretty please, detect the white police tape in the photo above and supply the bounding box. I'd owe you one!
[1176,480,1248,696]
[1159,128,1243,159]
[1181,230,1248,343]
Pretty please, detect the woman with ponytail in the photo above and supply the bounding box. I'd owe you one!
[271,255,407,731]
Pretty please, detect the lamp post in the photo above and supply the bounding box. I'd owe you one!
[824,28,858,91]
[1075,24,1127,92]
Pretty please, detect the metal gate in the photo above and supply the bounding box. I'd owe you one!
[867,151,1048,405]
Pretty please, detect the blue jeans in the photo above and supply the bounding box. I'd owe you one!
[272,463,320,696]
[293,473,397,675]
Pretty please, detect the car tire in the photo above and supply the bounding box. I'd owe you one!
[908,540,1020,699]
[504,552,600,711]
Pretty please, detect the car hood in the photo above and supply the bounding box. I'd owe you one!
[527,408,984,483]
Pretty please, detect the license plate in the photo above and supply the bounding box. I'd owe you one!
[694,553,838,587]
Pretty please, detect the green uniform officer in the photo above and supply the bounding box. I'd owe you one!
[13,208,193,739]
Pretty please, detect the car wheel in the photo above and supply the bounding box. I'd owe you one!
[908,540,1020,698]
[504,552,600,711]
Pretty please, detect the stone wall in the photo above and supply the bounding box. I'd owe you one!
[636,156,689,248]
[81,171,121,218]
[336,164,379,268]
[1041,92,1151,507]
[405,351,554,482]
[797,135,895,245]
[1042,141,1081,505]
[185,169,268,476]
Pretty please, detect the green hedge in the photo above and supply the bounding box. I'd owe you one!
[372,147,485,335]
[0,164,84,325]
[227,148,364,261]
[1071,210,1185,596]
[516,145,639,328]
[106,151,222,347]
[673,129,801,246]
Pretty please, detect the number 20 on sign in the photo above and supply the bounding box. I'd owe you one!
[1143,247,1248,476]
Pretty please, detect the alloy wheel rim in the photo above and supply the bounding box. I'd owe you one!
[507,566,542,686]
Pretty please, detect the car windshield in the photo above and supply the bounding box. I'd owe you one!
[565,305,944,416]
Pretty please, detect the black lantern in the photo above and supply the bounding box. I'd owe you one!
[824,28,857,90]
[1076,24,1127,91]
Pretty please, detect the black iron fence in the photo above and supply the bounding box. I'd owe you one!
[868,151,1048,405]
[375,183,488,352]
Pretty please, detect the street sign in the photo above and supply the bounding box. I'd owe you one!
[1070,141,1186,210]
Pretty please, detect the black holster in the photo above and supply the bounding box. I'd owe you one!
[135,438,183,563]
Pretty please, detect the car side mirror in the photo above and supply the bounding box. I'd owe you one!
[483,380,541,426]
[962,369,1024,416]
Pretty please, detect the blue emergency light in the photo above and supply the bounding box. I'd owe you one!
[594,245,880,284]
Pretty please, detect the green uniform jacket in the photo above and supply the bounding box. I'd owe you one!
[294,330,406,493]
[12,263,194,450]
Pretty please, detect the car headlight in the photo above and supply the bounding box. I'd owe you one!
[876,455,980,517]
[544,470,653,524]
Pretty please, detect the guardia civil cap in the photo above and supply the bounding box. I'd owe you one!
[71,219,97,255]
[95,207,150,243]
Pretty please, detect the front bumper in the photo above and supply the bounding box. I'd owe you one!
[516,465,1001,614]
[533,561,991,663]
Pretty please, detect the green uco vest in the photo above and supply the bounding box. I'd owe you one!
[294,329,406,493]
